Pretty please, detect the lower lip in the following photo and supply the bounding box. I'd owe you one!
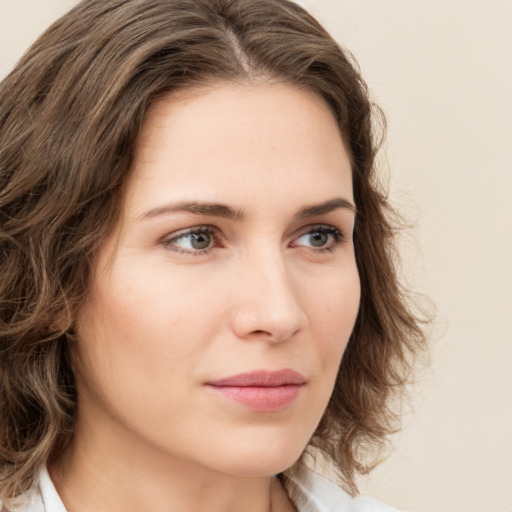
[206,384,303,412]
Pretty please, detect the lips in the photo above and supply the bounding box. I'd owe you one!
[205,369,306,412]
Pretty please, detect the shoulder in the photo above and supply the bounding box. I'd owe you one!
[283,465,399,512]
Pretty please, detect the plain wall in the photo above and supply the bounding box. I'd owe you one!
[1,1,511,511]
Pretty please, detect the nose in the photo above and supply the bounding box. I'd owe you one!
[229,250,307,343]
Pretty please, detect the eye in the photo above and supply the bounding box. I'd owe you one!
[162,226,219,254]
[292,226,344,252]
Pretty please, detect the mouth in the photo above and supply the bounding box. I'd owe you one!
[205,369,306,412]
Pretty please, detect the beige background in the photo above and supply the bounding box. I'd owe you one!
[1,1,511,511]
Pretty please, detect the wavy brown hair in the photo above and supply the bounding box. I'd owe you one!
[0,0,427,507]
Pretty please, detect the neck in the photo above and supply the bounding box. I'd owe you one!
[50,415,295,512]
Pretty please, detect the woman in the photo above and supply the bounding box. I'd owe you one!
[0,1,426,511]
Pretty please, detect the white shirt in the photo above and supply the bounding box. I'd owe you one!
[19,465,397,512]
[283,465,398,512]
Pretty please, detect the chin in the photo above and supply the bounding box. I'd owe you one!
[210,437,307,478]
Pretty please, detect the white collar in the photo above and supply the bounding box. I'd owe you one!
[283,465,398,512]
[38,466,67,512]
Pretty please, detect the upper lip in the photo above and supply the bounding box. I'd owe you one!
[206,369,306,387]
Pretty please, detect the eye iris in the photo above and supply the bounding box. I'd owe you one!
[190,232,211,249]
[310,231,328,247]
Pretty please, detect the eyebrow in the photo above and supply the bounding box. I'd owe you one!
[139,201,244,221]
[138,197,356,221]
[294,198,356,219]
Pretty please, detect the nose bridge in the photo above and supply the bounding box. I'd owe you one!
[231,244,306,341]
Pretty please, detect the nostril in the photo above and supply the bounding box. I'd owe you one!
[252,329,271,336]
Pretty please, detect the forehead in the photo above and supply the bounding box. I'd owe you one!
[124,81,353,218]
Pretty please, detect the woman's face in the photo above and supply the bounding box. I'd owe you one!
[73,82,360,477]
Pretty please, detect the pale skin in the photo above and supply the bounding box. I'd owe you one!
[51,81,360,512]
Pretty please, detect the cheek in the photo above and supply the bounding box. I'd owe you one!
[309,268,360,372]
[84,260,213,343]
[72,256,228,404]
[309,265,360,330]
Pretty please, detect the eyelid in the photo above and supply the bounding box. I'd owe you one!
[292,223,346,239]
[160,222,349,256]
[161,225,223,255]
[290,223,346,251]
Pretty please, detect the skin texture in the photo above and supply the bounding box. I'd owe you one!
[52,82,360,512]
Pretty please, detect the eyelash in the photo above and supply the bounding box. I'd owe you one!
[292,225,345,253]
[161,226,221,256]
[161,224,346,256]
